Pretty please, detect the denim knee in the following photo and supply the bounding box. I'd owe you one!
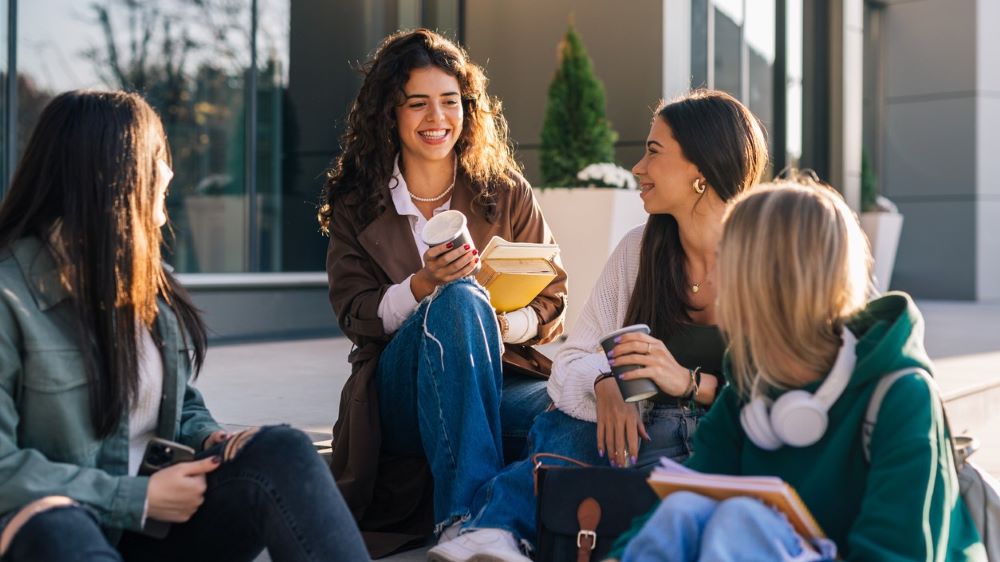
[425,279,494,323]
[708,496,770,529]
[3,505,112,561]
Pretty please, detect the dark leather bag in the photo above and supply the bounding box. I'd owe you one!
[533,453,659,562]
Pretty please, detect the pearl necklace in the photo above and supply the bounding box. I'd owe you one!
[408,158,457,203]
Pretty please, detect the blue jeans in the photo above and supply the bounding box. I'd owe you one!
[622,491,838,562]
[463,404,703,549]
[0,426,370,562]
[376,279,550,533]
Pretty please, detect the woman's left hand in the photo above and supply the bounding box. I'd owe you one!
[609,332,690,397]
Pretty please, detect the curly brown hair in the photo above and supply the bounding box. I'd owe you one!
[318,29,520,233]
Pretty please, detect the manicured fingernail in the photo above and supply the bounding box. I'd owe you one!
[607,350,615,358]
[446,242,453,249]
[608,358,616,366]
[464,244,470,250]
[475,257,480,263]
[472,249,478,256]
[631,456,638,465]
[617,374,624,380]
[614,336,622,343]
[598,449,604,458]
[212,455,222,464]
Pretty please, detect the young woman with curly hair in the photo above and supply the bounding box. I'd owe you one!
[319,29,568,557]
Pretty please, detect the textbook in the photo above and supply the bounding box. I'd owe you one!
[475,236,560,313]
[647,457,826,541]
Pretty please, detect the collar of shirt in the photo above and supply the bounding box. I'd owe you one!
[390,155,452,263]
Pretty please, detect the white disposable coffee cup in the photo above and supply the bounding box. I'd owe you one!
[421,210,480,274]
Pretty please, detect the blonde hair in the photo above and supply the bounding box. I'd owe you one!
[717,176,873,397]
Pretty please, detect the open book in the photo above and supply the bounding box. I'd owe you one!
[474,236,560,313]
[648,458,826,541]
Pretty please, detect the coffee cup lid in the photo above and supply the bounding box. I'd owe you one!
[422,210,467,245]
[600,324,651,342]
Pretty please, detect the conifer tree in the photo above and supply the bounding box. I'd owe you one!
[539,26,618,187]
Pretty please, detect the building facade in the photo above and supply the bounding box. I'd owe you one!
[0,0,993,339]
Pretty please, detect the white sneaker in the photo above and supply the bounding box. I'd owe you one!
[426,528,532,562]
[438,521,463,544]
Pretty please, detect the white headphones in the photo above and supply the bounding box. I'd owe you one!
[740,330,857,450]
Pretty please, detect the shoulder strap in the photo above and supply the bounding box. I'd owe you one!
[862,368,936,463]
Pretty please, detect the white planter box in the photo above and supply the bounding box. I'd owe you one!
[533,187,648,333]
[860,211,904,294]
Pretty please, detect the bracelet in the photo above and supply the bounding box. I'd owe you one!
[497,312,510,339]
[594,372,615,389]
[684,366,702,402]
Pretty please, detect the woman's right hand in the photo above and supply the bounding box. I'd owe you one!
[595,377,650,468]
[411,242,478,301]
[146,456,221,522]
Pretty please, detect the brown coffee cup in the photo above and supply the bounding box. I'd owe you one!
[421,210,480,275]
[599,324,660,403]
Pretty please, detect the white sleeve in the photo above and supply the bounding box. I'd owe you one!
[502,306,539,344]
[377,275,420,334]
[547,226,642,422]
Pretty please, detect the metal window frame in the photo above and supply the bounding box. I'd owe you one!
[2,0,15,199]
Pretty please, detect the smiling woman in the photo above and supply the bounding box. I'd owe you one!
[318,29,568,559]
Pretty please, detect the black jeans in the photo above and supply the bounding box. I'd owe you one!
[0,426,370,562]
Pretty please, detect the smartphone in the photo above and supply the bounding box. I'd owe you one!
[138,438,196,539]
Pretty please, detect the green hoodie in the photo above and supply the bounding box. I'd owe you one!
[609,293,986,560]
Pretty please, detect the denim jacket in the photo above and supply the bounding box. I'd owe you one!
[0,236,221,533]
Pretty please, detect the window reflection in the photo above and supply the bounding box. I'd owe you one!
[691,0,709,89]
[713,4,742,98]
[746,0,775,155]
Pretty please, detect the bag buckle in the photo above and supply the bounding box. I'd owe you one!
[577,529,597,550]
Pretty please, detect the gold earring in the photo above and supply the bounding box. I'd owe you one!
[692,178,706,195]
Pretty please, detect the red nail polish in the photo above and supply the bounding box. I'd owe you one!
[464,244,470,250]
[446,242,453,249]
[472,249,478,256]
[475,257,480,263]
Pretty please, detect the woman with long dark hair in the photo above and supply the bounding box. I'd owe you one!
[427,90,768,561]
[0,90,369,562]
[319,29,567,557]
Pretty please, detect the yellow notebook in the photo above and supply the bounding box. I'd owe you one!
[647,458,826,541]
[475,236,560,313]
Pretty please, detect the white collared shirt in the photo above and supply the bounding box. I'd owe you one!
[376,158,451,333]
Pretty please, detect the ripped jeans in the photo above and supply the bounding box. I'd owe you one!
[462,405,704,550]
[377,278,551,534]
[0,426,370,562]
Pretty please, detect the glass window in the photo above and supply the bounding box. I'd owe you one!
[0,0,7,194]
[713,2,742,98]
[746,0,775,153]
[785,0,804,168]
[691,0,709,89]
[18,0,250,273]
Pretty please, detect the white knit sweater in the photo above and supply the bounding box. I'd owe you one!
[547,224,645,422]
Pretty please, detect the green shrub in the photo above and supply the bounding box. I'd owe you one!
[539,26,618,187]
[861,150,878,212]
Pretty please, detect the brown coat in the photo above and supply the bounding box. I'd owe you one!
[325,172,567,557]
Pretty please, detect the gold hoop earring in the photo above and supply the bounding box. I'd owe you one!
[692,178,706,195]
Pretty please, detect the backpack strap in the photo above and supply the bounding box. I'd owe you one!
[862,368,936,463]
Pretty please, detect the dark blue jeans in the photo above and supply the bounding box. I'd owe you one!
[377,279,551,533]
[0,426,370,562]
[464,405,703,549]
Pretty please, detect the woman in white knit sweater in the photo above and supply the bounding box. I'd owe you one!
[428,90,769,562]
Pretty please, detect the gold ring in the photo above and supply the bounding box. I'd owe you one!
[646,342,652,354]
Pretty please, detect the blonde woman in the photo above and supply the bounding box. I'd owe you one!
[609,179,985,561]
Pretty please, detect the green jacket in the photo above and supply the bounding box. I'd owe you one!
[610,293,986,561]
[0,236,221,533]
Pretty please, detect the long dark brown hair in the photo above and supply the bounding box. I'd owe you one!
[318,28,520,233]
[0,90,207,438]
[624,90,769,340]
